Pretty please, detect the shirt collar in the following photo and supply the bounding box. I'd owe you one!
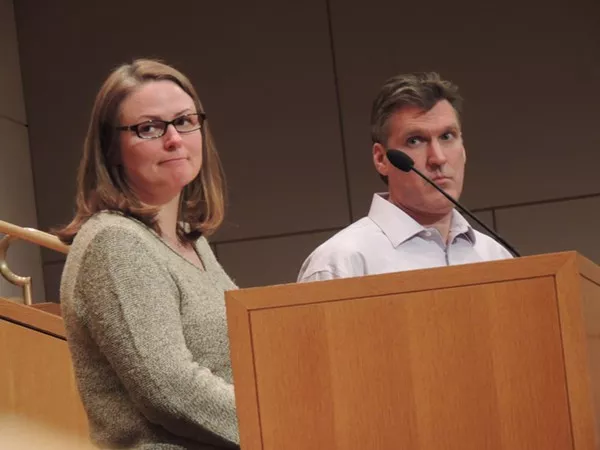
[449,208,476,244]
[367,193,476,248]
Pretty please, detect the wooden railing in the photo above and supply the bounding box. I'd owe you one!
[0,219,69,305]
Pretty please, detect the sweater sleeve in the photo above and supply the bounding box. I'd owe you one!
[74,226,239,446]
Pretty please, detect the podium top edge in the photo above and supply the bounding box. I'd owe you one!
[226,251,595,311]
[0,297,66,339]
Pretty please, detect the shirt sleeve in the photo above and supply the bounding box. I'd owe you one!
[74,226,239,446]
[298,270,340,283]
[297,242,366,283]
[475,231,516,261]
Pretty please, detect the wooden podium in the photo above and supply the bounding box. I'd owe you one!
[0,297,88,440]
[226,251,600,450]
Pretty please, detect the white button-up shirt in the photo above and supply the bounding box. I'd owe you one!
[298,193,513,282]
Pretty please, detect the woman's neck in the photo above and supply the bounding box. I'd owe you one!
[155,194,181,244]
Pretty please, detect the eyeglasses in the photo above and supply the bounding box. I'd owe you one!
[116,112,206,139]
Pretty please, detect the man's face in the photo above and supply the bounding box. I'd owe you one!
[373,100,466,221]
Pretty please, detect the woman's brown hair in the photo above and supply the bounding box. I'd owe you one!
[56,59,226,244]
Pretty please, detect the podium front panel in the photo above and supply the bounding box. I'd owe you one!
[243,276,572,450]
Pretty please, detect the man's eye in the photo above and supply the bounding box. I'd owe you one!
[406,136,424,146]
[440,132,455,141]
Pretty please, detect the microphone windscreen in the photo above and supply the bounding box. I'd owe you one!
[386,149,414,172]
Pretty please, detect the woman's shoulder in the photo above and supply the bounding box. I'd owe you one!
[69,211,157,258]
[84,210,151,235]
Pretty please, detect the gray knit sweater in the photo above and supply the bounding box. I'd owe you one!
[60,212,240,449]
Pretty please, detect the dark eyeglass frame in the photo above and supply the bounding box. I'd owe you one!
[116,112,207,139]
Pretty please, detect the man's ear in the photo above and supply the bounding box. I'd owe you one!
[372,142,388,177]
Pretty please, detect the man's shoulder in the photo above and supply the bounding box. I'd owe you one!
[297,217,382,281]
[472,229,514,260]
[318,217,381,253]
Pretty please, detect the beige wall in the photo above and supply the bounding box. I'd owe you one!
[11,0,600,299]
[0,0,44,302]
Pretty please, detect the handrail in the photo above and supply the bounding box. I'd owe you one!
[0,220,69,254]
[0,219,69,305]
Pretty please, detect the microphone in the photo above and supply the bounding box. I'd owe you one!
[386,149,520,257]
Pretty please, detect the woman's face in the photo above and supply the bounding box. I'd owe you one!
[117,80,203,206]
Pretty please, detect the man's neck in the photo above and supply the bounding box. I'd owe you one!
[418,211,453,244]
[387,196,454,243]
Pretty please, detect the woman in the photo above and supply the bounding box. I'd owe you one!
[58,59,239,449]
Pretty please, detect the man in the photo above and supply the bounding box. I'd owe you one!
[298,72,512,282]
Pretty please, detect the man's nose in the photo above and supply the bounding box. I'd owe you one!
[427,140,448,167]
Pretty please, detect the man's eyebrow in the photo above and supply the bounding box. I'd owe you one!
[402,127,428,137]
[402,124,460,136]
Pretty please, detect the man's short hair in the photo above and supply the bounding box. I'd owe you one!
[370,72,463,145]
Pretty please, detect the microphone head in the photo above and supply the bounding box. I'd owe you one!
[386,149,414,172]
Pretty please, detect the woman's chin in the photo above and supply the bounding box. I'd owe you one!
[167,169,199,190]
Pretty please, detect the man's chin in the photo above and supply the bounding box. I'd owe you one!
[428,199,455,216]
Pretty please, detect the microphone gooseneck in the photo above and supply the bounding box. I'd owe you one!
[385,149,520,257]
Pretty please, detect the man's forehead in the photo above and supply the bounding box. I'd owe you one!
[389,100,460,134]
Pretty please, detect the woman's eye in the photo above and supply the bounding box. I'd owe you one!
[139,123,158,133]
[174,116,191,126]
